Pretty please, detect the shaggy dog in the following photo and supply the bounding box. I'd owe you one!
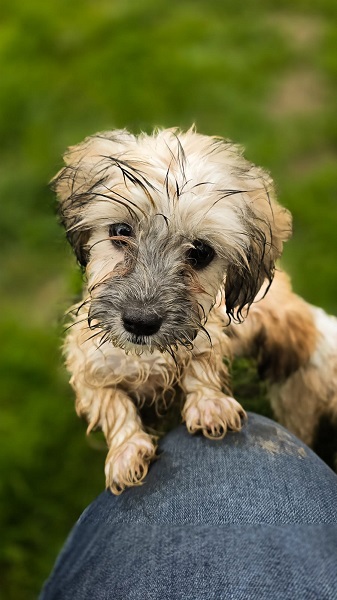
[54,126,335,493]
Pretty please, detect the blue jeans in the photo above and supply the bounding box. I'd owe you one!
[40,414,337,599]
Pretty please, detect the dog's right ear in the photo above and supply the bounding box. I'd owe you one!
[51,131,135,267]
[51,154,92,267]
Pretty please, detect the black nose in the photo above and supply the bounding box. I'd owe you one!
[122,308,163,336]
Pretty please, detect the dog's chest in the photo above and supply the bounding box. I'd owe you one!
[100,345,180,397]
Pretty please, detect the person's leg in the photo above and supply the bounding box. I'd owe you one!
[40,414,337,600]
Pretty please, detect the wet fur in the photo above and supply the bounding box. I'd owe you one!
[54,127,296,492]
[229,271,337,468]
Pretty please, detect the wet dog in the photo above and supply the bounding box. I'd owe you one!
[53,127,293,492]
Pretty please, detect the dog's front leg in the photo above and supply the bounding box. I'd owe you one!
[103,389,157,494]
[181,329,246,439]
[74,382,157,494]
[181,369,246,439]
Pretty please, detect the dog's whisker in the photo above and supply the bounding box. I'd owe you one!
[63,317,91,332]
[97,331,111,349]
[84,329,106,344]
[75,298,91,315]
[65,300,90,320]
[198,325,213,348]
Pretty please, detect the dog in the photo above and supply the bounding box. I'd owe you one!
[53,126,293,493]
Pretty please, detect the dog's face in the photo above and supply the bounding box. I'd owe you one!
[53,128,291,354]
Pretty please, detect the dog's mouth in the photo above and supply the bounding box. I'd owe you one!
[126,328,198,351]
[129,334,148,346]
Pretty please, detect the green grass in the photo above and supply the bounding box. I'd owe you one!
[1,0,337,597]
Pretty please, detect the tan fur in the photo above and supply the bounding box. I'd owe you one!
[229,271,337,447]
[54,127,295,492]
[228,272,318,381]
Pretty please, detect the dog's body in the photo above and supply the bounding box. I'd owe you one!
[54,127,335,492]
[66,289,237,492]
[229,271,337,468]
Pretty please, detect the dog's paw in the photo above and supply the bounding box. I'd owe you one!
[105,432,157,494]
[182,392,246,439]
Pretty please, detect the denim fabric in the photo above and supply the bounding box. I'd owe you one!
[40,414,337,599]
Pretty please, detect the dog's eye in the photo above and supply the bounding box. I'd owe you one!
[186,240,215,270]
[109,223,133,246]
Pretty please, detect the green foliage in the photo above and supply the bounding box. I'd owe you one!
[1,0,336,597]
[231,358,272,418]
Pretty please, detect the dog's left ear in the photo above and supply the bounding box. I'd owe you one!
[225,172,292,321]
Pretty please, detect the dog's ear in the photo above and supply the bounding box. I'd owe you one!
[225,172,292,321]
[52,150,92,267]
[51,131,135,267]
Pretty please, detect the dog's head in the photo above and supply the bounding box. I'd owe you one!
[53,127,291,353]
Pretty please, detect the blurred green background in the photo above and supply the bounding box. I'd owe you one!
[1,0,336,597]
